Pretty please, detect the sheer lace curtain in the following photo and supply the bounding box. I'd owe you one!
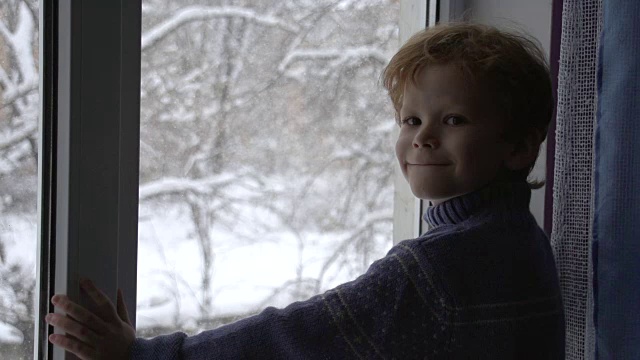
[551,0,601,359]
[553,0,640,358]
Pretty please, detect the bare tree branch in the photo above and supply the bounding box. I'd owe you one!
[1,80,37,109]
[0,123,37,151]
[278,46,388,73]
[316,211,392,291]
[138,173,242,201]
[0,17,12,41]
[141,6,299,52]
[0,3,37,84]
[0,64,11,90]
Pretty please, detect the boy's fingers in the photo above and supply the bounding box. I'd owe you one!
[48,333,96,360]
[51,294,107,335]
[45,313,100,346]
[80,279,119,322]
[117,288,132,325]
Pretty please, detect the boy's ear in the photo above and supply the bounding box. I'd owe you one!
[504,129,543,171]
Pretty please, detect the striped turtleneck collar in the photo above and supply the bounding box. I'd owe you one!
[422,180,532,228]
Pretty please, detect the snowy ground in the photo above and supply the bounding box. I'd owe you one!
[0,215,37,344]
[1,201,392,343]
[136,195,392,331]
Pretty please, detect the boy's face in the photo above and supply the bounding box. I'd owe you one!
[396,64,514,205]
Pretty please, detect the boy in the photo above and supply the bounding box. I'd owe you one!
[46,23,565,359]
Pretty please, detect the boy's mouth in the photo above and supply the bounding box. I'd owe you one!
[407,162,450,166]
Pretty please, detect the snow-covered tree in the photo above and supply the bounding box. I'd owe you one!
[136,0,398,334]
[0,0,39,357]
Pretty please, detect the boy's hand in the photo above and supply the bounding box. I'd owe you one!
[45,279,136,360]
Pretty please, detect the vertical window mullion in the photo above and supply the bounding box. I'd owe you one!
[41,1,142,358]
[35,0,58,358]
[117,0,142,330]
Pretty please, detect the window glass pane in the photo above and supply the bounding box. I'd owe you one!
[0,0,39,358]
[137,0,399,337]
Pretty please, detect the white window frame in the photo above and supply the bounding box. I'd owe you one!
[35,0,141,359]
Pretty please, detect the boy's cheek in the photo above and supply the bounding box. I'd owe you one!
[394,137,406,161]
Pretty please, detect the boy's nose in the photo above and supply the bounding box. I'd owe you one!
[413,138,440,148]
[413,126,440,148]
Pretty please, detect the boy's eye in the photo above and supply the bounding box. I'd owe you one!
[444,115,465,126]
[400,116,420,126]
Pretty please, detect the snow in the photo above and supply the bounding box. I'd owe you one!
[0,2,38,107]
[0,322,23,344]
[138,173,242,200]
[0,4,31,77]
[0,215,37,270]
[136,211,376,330]
[0,215,37,344]
[278,46,389,73]
[0,188,391,343]
[141,6,300,51]
[335,0,392,11]
[0,123,38,150]
[134,175,392,331]
[12,3,37,85]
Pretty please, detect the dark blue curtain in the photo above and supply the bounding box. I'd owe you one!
[594,0,640,358]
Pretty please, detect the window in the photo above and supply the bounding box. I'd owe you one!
[136,0,400,337]
[2,1,436,358]
[18,1,425,359]
[0,1,39,358]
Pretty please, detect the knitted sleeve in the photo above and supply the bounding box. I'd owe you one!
[129,238,450,359]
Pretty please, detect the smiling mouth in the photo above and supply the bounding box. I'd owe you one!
[407,163,450,166]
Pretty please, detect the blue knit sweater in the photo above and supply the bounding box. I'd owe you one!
[131,180,565,359]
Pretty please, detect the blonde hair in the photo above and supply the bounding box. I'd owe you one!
[382,23,553,189]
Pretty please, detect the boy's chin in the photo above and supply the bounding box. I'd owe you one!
[411,190,457,205]
[410,179,497,204]
[411,187,470,205]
